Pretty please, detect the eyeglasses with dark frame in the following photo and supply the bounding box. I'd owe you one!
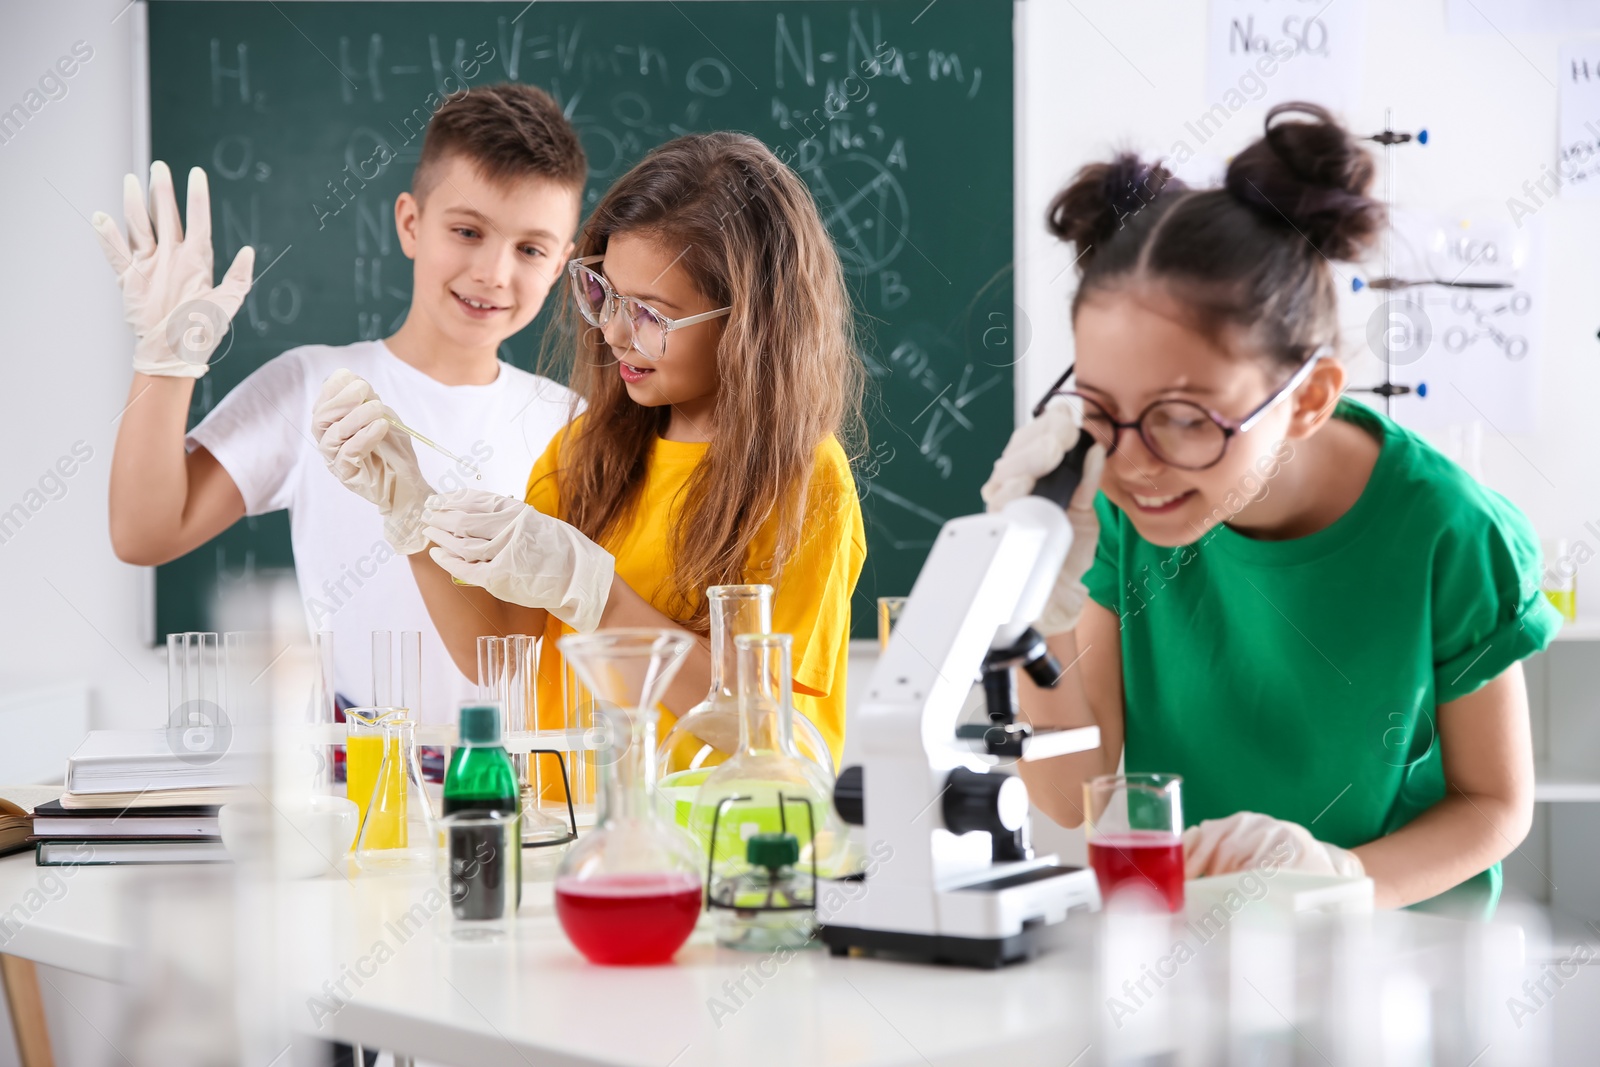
[1031,347,1330,471]
[566,255,731,362]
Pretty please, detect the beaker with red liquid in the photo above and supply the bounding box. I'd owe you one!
[1084,773,1185,912]
[554,630,705,965]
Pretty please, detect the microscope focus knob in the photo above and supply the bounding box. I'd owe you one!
[942,767,1029,837]
[834,765,865,826]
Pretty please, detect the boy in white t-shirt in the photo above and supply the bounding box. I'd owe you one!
[95,83,586,726]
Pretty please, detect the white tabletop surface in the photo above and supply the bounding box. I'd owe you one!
[1,847,1597,1066]
[276,847,1106,1067]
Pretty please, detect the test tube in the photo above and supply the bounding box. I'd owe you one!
[222,631,266,724]
[505,635,535,809]
[167,632,221,723]
[504,635,534,735]
[565,657,596,809]
[310,631,337,790]
[400,630,421,719]
[477,635,506,703]
[478,635,569,842]
[310,631,336,724]
[222,631,272,783]
[371,630,393,707]
[1542,540,1577,624]
[167,632,226,767]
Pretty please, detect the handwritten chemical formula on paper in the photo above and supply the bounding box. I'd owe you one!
[1558,42,1600,200]
[1206,0,1368,113]
[1381,211,1543,435]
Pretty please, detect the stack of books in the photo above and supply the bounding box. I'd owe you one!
[32,730,253,866]
[31,799,227,865]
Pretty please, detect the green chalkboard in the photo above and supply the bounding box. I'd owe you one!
[148,0,1016,641]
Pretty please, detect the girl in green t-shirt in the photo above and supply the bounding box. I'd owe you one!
[988,102,1559,916]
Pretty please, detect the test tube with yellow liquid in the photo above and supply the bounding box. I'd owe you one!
[1544,540,1579,624]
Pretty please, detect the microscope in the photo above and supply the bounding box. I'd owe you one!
[820,440,1103,968]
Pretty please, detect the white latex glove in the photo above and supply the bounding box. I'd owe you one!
[312,370,434,555]
[980,397,1107,636]
[92,161,255,378]
[421,489,616,634]
[1182,812,1365,880]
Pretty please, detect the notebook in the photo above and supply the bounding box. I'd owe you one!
[31,799,220,839]
[35,839,228,866]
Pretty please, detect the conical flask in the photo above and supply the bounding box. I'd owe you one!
[345,706,401,836]
[688,634,854,882]
[553,629,704,966]
[655,586,834,810]
[353,714,440,872]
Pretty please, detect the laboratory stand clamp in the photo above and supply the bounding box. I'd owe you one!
[820,439,1103,968]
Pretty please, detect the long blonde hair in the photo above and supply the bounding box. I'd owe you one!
[541,132,864,631]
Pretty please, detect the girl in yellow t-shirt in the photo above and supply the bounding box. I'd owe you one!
[351,132,865,765]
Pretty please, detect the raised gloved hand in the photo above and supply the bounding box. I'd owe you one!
[421,489,616,634]
[92,161,255,378]
[980,397,1107,635]
[312,370,434,554]
[1182,812,1365,880]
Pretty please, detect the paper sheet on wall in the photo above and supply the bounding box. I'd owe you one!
[1447,0,1600,33]
[1559,42,1600,199]
[1380,210,1543,435]
[1206,0,1368,114]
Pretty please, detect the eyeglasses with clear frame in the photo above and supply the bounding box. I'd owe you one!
[566,255,731,362]
[1032,347,1329,471]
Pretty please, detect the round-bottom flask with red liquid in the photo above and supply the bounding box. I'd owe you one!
[554,630,705,965]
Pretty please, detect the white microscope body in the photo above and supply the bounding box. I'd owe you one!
[820,446,1103,967]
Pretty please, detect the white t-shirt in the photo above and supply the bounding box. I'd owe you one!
[187,339,576,723]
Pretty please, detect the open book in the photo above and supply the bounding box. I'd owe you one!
[0,786,65,857]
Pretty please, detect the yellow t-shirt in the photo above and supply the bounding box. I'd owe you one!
[524,420,865,767]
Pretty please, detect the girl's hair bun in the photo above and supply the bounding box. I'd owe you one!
[1225,102,1385,262]
[1047,152,1182,269]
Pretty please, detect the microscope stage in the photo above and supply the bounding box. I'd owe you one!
[818,862,1098,968]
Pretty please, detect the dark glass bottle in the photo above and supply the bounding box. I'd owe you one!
[443,703,521,907]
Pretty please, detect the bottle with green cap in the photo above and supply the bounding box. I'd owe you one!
[709,831,815,951]
[444,703,521,906]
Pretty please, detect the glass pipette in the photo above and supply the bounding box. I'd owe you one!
[383,414,481,585]
[382,414,482,479]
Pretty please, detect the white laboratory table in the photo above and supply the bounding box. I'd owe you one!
[0,849,1596,1066]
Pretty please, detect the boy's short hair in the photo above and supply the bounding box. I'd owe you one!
[413,83,586,201]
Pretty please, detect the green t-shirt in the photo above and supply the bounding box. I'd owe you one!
[1082,399,1560,917]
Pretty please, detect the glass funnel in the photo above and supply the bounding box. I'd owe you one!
[554,630,704,965]
[687,634,855,881]
[656,586,834,812]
